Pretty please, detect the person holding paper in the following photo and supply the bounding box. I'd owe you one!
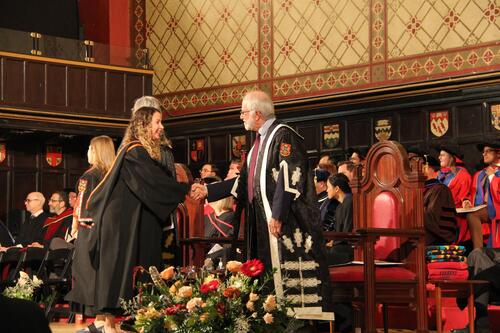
[437,146,472,244]
[463,141,500,249]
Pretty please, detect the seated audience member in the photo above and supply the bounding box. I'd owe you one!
[17,192,49,247]
[348,147,365,166]
[314,168,338,231]
[204,195,235,266]
[317,153,337,175]
[32,191,73,247]
[225,158,242,180]
[204,196,235,238]
[422,155,458,245]
[65,188,77,208]
[325,173,353,265]
[0,192,49,251]
[337,160,355,181]
[463,141,500,249]
[200,163,219,181]
[453,248,500,333]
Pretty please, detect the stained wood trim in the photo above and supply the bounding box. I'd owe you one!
[0,51,154,75]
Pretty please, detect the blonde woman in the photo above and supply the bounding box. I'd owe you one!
[86,102,188,332]
[65,135,115,331]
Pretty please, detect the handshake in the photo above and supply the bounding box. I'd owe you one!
[190,183,208,201]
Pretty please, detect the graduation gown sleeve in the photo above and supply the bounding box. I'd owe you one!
[122,146,189,221]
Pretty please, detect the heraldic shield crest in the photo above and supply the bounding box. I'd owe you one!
[323,124,340,149]
[46,146,63,167]
[491,104,500,131]
[374,119,391,141]
[430,111,449,137]
[0,143,6,163]
[190,139,205,162]
[231,135,246,159]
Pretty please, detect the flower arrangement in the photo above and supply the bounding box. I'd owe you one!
[3,271,43,301]
[121,259,304,333]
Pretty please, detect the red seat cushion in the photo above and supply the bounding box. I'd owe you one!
[330,265,416,282]
[373,191,399,260]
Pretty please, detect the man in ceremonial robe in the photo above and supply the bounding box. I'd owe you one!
[437,146,473,244]
[192,90,333,320]
[463,141,500,249]
[35,191,72,246]
[422,155,458,245]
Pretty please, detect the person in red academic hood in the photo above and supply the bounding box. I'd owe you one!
[437,146,473,244]
[30,191,73,248]
[463,141,500,249]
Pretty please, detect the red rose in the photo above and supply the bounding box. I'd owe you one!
[200,279,220,294]
[240,259,264,277]
[223,287,241,299]
[165,304,184,315]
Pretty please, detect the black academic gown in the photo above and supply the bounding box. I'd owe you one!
[207,120,333,320]
[15,212,49,246]
[65,167,103,315]
[87,142,188,312]
[423,179,458,245]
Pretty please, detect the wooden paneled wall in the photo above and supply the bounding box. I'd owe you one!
[166,82,500,179]
[0,52,152,131]
[0,133,97,231]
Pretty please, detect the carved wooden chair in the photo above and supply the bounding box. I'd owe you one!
[325,141,428,333]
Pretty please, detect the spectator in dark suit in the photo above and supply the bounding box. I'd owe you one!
[0,192,49,251]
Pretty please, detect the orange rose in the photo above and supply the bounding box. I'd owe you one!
[177,286,193,298]
[263,294,276,312]
[160,266,175,280]
[226,260,242,273]
[263,312,274,324]
[186,297,204,312]
[223,286,241,299]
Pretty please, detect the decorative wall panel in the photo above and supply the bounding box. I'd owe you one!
[144,0,500,116]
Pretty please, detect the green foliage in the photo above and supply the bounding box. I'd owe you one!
[120,260,304,333]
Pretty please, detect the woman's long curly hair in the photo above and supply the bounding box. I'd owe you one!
[122,107,162,161]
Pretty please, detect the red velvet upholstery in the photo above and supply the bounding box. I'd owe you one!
[330,265,416,282]
[373,191,399,260]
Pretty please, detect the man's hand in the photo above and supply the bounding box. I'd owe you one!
[462,200,472,209]
[190,183,208,201]
[268,218,282,238]
[28,242,44,248]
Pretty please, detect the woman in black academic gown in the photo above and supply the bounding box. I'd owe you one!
[65,135,115,329]
[87,105,188,332]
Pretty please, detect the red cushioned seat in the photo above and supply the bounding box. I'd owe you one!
[330,265,417,282]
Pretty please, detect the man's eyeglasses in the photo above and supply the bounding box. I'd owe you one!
[200,168,212,173]
[49,199,63,203]
[24,198,39,203]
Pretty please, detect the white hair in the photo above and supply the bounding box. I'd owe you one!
[132,96,161,113]
[242,91,275,119]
